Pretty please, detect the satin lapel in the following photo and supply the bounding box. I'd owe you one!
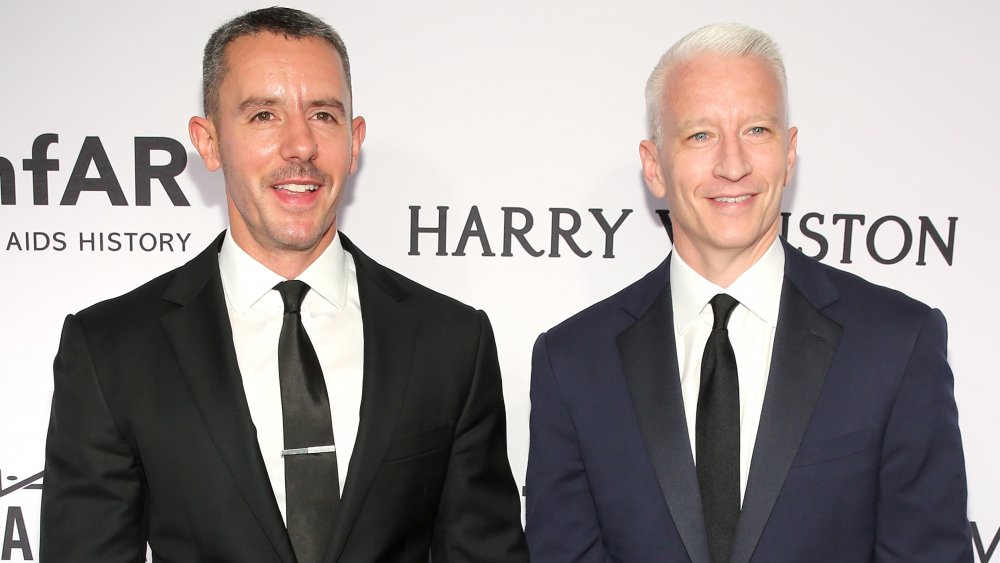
[729,249,843,563]
[618,274,712,563]
[160,236,296,563]
[324,235,419,561]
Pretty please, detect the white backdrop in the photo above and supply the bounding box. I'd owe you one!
[1,1,998,560]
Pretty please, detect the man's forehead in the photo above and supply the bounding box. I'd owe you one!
[205,34,355,127]
[217,32,351,106]
[663,53,785,119]
[223,32,344,69]
[669,53,778,89]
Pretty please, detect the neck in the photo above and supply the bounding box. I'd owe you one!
[673,231,777,288]
[228,224,335,280]
[255,250,322,280]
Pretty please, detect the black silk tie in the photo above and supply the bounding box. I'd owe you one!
[696,293,741,563]
[275,280,339,563]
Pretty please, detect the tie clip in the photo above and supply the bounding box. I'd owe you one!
[281,445,336,457]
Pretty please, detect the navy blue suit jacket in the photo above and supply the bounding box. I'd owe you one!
[525,240,971,562]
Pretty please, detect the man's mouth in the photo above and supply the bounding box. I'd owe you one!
[274,183,320,193]
[714,194,752,203]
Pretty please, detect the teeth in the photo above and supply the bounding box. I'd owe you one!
[715,194,751,203]
[275,184,318,193]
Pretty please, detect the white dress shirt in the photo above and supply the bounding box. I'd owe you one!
[219,231,364,523]
[670,238,785,503]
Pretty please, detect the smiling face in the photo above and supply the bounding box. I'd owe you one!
[189,32,365,276]
[640,53,796,284]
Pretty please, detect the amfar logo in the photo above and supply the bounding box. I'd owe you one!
[1,468,42,561]
[0,133,190,206]
[407,206,957,266]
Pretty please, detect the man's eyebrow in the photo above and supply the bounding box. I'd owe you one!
[744,113,782,124]
[309,98,347,114]
[674,118,709,131]
[234,96,348,115]
[237,97,276,113]
[674,113,783,130]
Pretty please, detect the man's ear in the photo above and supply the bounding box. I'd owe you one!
[639,139,667,198]
[189,116,222,171]
[349,115,366,175]
[784,126,798,186]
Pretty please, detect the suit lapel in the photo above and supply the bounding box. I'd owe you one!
[324,234,420,561]
[618,258,712,563]
[728,242,843,563]
[160,233,297,563]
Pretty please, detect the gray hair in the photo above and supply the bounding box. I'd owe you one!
[201,6,351,117]
[645,23,787,146]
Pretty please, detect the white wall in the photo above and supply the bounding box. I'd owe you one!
[1,1,997,559]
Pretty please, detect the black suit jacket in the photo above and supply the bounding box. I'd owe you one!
[525,240,971,562]
[40,232,527,562]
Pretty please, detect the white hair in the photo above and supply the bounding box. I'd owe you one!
[645,23,788,146]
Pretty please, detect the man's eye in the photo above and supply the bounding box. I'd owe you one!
[690,132,709,142]
[252,111,274,122]
[747,126,767,135]
[313,111,335,122]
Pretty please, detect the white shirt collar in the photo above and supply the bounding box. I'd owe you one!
[670,237,785,334]
[219,231,350,315]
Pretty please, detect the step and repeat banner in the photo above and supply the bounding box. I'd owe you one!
[1,0,997,559]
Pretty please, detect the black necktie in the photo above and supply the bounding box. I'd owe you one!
[696,293,740,563]
[275,280,339,563]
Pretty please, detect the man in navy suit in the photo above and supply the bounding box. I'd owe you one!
[525,23,972,562]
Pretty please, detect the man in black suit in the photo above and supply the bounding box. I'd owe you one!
[525,23,972,562]
[40,7,527,562]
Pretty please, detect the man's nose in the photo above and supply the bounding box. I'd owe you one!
[713,134,752,181]
[279,114,318,162]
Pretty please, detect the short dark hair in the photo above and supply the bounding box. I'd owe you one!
[201,6,351,117]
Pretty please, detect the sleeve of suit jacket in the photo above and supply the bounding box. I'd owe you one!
[40,314,147,562]
[430,310,529,562]
[524,332,607,561]
[875,308,973,562]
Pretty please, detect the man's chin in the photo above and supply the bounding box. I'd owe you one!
[272,227,336,254]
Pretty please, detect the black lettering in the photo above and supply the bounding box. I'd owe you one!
[62,136,128,205]
[178,232,191,252]
[453,206,496,256]
[21,133,59,205]
[135,137,190,206]
[79,232,96,251]
[798,212,828,261]
[140,233,158,251]
[832,214,865,264]
[973,521,1000,562]
[0,156,14,205]
[109,232,122,252]
[866,215,912,265]
[654,210,674,243]
[6,232,24,251]
[2,506,32,560]
[52,231,67,251]
[160,232,175,251]
[32,232,51,251]
[779,211,791,240]
[501,207,544,257]
[589,208,632,258]
[917,216,957,266]
[408,205,448,256]
[549,208,592,258]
